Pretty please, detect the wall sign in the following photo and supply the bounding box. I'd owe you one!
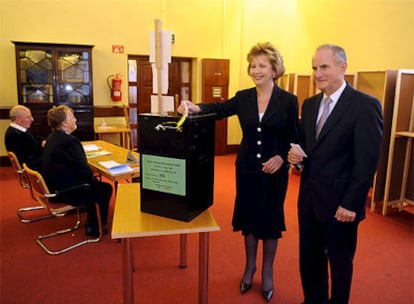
[112,45,124,53]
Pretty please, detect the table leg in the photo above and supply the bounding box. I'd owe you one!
[120,132,125,148]
[179,234,187,268]
[199,232,209,304]
[122,238,134,304]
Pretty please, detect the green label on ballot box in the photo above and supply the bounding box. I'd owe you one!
[141,154,186,196]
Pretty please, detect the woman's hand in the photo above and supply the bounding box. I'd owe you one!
[262,155,284,174]
[178,100,201,115]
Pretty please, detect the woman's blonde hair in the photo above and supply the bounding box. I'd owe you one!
[247,42,285,80]
[47,105,73,131]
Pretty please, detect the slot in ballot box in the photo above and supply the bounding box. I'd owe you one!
[138,113,216,222]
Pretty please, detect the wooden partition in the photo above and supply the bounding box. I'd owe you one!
[293,74,314,117]
[276,73,296,93]
[344,73,356,87]
[355,71,397,108]
[354,71,398,213]
[379,70,414,214]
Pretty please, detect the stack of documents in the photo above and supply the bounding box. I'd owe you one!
[98,160,133,175]
[83,144,111,158]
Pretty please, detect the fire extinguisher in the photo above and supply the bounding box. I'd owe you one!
[107,73,122,102]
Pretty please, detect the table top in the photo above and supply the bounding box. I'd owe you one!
[82,140,140,181]
[94,124,131,134]
[111,183,220,239]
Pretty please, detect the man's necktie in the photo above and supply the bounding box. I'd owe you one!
[316,97,332,138]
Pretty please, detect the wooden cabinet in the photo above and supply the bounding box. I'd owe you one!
[377,69,414,215]
[202,59,230,155]
[202,59,229,86]
[13,42,94,140]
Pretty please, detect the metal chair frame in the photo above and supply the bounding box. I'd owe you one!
[7,151,53,223]
[23,163,103,255]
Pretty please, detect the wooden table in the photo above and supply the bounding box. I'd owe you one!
[82,140,140,183]
[94,124,132,149]
[112,183,220,304]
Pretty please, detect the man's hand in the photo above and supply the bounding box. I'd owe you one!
[335,206,356,222]
[287,146,304,165]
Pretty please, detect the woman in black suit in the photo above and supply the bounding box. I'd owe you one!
[43,105,113,237]
[179,42,299,302]
[288,44,383,304]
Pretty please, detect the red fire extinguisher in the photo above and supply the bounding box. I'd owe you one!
[107,73,122,102]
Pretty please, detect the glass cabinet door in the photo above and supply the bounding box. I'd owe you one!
[14,42,95,140]
[56,49,91,105]
[17,48,54,104]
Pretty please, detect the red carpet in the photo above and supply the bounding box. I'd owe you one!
[1,153,413,303]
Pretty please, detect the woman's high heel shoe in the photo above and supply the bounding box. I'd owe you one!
[261,289,274,302]
[240,266,256,294]
[240,281,252,294]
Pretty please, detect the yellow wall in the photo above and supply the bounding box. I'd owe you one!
[1,0,413,155]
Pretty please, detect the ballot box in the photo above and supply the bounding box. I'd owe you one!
[138,113,216,222]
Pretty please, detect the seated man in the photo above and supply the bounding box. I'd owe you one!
[43,105,113,237]
[5,105,45,172]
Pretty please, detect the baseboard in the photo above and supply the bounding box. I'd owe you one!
[0,156,11,167]
[226,144,239,154]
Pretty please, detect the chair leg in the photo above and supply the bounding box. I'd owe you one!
[36,205,102,255]
[94,203,104,238]
[17,205,54,224]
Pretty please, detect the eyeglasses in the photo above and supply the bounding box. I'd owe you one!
[20,115,33,119]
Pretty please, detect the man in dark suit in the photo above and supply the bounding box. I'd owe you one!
[5,105,45,172]
[288,44,383,304]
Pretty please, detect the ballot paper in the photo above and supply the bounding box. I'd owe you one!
[290,143,308,157]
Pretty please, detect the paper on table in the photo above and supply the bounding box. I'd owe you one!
[83,144,100,152]
[86,150,111,158]
[98,161,133,175]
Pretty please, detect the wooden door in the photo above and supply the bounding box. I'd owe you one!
[202,59,230,155]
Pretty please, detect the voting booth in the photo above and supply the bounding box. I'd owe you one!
[138,113,216,222]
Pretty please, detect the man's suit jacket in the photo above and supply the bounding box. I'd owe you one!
[298,84,383,222]
[4,126,43,171]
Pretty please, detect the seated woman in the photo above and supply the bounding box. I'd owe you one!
[43,105,112,237]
